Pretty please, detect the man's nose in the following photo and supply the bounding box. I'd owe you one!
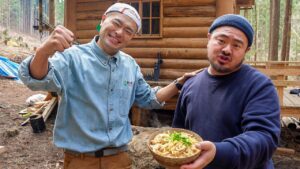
[115,27,124,36]
[222,44,232,55]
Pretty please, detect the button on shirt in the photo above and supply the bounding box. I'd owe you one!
[18,36,163,152]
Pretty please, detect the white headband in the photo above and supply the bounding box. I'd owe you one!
[104,3,141,32]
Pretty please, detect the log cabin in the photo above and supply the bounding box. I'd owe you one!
[64,0,258,126]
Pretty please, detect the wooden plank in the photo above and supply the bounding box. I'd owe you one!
[275,147,295,156]
[127,38,208,48]
[77,20,99,30]
[163,0,216,7]
[164,17,214,27]
[78,38,209,48]
[284,89,300,107]
[163,27,209,38]
[76,30,98,39]
[281,106,300,118]
[0,146,6,155]
[164,6,216,17]
[272,80,300,87]
[77,11,103,20]
[123,47,208,59]
[42,97,58,122]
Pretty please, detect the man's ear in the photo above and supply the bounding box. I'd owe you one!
[97,15,106,32]
[245,47,251,53]
[207,33,211,40]
[101,15,106,24]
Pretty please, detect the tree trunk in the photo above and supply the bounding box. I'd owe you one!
[281,0,292,61]
[268,0,280,61]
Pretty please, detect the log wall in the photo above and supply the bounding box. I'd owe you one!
[65,0,238,112]
[65,0,217,83]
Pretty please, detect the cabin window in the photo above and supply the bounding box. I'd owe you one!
[119,0,162,38]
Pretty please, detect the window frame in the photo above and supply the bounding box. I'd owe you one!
[119,0,163,39]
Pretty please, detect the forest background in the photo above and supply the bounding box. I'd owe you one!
[0,0,299,62]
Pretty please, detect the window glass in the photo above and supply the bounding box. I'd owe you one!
[142,19,150,34]
[152,1,160,17]
[152,19,159,34]
[142,2,150,17]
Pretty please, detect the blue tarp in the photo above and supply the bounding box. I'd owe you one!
[0,56,20,80]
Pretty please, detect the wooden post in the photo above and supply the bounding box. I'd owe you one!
[38,0,43,33]
[216,0,235,17]
[49,0,55,32]
[64,0,77,34]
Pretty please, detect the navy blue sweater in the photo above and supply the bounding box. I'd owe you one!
[173,64,280,169]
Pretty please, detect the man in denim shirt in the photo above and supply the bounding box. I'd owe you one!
[18,3,195,169]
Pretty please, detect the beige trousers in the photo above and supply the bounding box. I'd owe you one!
[63,151,132,169]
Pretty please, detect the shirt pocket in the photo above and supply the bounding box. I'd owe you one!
[118,88,131,117]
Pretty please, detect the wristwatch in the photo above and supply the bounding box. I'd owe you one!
[173,79,183,90]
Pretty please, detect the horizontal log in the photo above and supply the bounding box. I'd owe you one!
[142,68,195,80]
[135,58,209,69]
[164,17,215,27]
[272,80,300,87]
[76,30,98,39]
[281,106,300,118]
[77,20,98,30]
[77,38,208,47]
[164,6,216,17]
[77,1,113,12]
[77,0,107,2]
[163,27,209,38]
[77,11,103,20]
[123,47,208,59]
[164,0,216,7]
[275,147,295,156]
[127,38,208,48]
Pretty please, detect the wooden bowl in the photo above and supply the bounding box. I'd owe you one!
[148,128,203,168]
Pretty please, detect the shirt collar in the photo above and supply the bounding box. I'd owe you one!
[90,36,120,66]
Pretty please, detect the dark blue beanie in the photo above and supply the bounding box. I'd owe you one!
[209,14,254,47]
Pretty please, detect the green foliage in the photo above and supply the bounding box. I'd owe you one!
[242,0,300,61]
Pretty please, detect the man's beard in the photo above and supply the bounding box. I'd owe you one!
[209,56,244,74]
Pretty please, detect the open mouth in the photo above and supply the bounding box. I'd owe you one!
[218,55,231,64]
[108,34,121,45]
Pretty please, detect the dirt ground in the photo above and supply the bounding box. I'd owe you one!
[1,32,300,169]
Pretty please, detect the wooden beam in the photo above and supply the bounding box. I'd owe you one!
[163,0,216,7]
[127,38,208,48]
[163,17,214,27]
[275,147,295,156]
[42,97,58,122]
[163,27,209,38]
[123,47,208,59]
[164,6,216,17]
[76,1,113,12]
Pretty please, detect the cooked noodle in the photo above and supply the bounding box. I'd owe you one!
[150,131,200,158]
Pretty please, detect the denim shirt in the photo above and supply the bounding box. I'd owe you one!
[18,36,163,152]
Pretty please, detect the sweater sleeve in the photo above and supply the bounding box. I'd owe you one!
[172,85,188,128]
[210,77,281,169]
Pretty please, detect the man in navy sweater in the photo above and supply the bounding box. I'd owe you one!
[172,14,280,169]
